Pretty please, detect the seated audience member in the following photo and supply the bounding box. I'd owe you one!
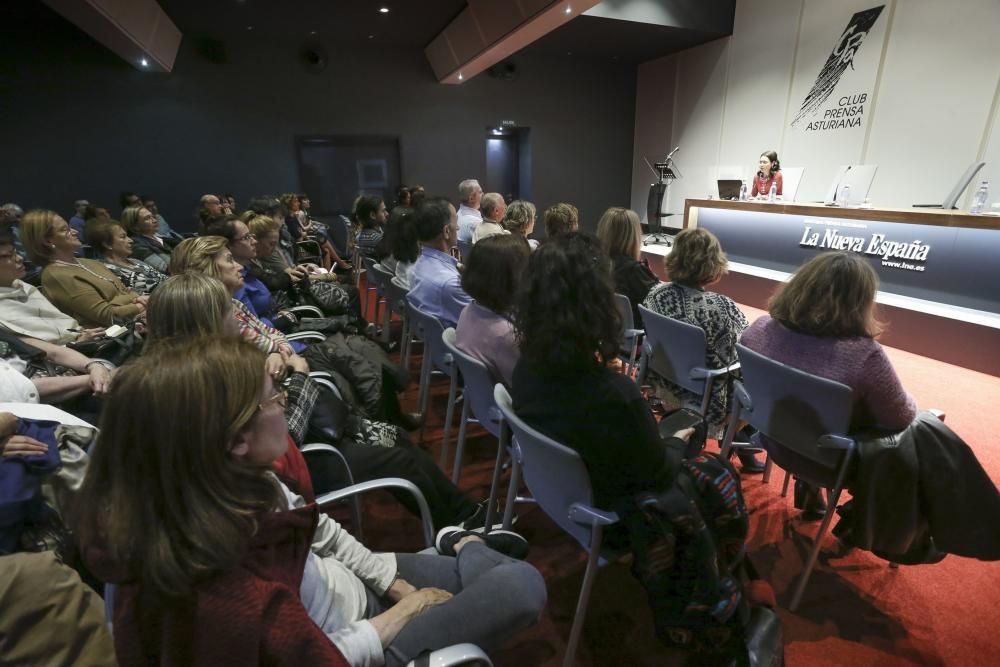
[140,195,183,244]
[0,203,25,257]
[542,202,579,240]
[197,193,225,230]
[511,233,694,509]
[0,331,112,404]
[88,221,167,295]
[281,192,308,242]
[121,206,171,273]
[472,193,508,243]
[21,210,146,327]
[502,200,539,250]
[0,234,104,344]
[169,236,305,370]
[394,185,412,209]
[0,550,115,666]
[409,185,426,207]
[596,207,659,327]
[355,196,388,259]
[741,251,913,515]
[171,237,404,424]
[456,235,529,387]
[68,199,89,238]
[119,192,141,213]
[641,228,762,470]
[205,215,272,316]
[408,197,471,328]
[146,273,498,531]
[78,337,544,666]
[456,179,483,244]
[380,207,419,288]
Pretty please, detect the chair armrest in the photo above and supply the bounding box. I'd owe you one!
[623,328,644,339]
[286,330,327,342]
[817,434,855,450]
[731,380,752,411]
[301,442,356,486]
[316,477,434,548]
[287,305,323,318]
[407,643,492,667]
[568,502,619,527]
[690,361,740,381]
[912,204,943,208]
[307,374,343,399]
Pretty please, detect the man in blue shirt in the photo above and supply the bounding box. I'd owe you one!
[407,197,471,328]
[68,200,89,238]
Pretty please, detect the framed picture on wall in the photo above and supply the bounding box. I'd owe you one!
[357,159,389,189]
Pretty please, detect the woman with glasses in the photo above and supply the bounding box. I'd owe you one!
[87,220,167,296]
[78,335,546,665]
[21,209,147,327]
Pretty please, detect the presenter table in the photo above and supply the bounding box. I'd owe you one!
[641,199,1000,376]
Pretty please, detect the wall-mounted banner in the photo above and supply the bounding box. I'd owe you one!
[692,206,1000,315]
[792,5,886,131]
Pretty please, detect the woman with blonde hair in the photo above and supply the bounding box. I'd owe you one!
[78,336,544,666]
[501,200,539,250]
[596,207,658,326]
[642,227,763,471]
[21,209,146,327]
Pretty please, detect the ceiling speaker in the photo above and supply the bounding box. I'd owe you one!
[487,61,518,80]
[300,44,328,74]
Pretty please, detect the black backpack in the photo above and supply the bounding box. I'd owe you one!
[624,450,783,666]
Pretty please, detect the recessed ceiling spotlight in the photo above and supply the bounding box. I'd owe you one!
[310,30,317,35]
[565,5,572,13]
[379,7,389,13]
[368,34,375,39]
[140,57,148,67]
[458,72,464,80]
[246,25,254,30]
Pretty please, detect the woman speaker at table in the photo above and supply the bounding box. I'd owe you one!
[751,150,783,198]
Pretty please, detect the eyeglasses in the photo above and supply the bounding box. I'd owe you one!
[257,388,287,412]
[235,233,256,242]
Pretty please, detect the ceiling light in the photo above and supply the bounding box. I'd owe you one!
[379,7,389,13]
[565,5,572,13]
[458,72,463,80]
[140,57,148,67]
[246,25,253,30]
[368,34,374,39]
[310,30,317,35]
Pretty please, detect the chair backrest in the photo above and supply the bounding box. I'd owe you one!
[327,215,350,256]
[442,328,502,437]
[493,384,605,552]
[405,300,452,371]
[385,276,408,316]
[735,343,853,468]
[613,293,634,333]
[781,167,804,202]
[638,304,712,396]
[942,161,986,209]
[362,256,384,291]
[457,239,473,263]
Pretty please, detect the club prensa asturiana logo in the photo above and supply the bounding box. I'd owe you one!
[792,6,885,130]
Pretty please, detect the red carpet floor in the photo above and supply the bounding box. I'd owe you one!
[354,296,1000,666]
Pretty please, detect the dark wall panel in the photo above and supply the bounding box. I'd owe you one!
[0,2,636,233]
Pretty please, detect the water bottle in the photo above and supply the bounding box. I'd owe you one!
[768,182,777,203]
[970,180,989,215]
[838,183,851,207]
[738,181,748,201]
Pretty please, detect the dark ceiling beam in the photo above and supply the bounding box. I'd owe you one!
[425,0,602,85]
[40,0,182,72]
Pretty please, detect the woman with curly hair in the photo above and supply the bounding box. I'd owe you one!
[510,233,693,510]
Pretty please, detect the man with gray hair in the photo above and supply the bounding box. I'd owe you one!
[456,179,483,244]
[472,193,509,243]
